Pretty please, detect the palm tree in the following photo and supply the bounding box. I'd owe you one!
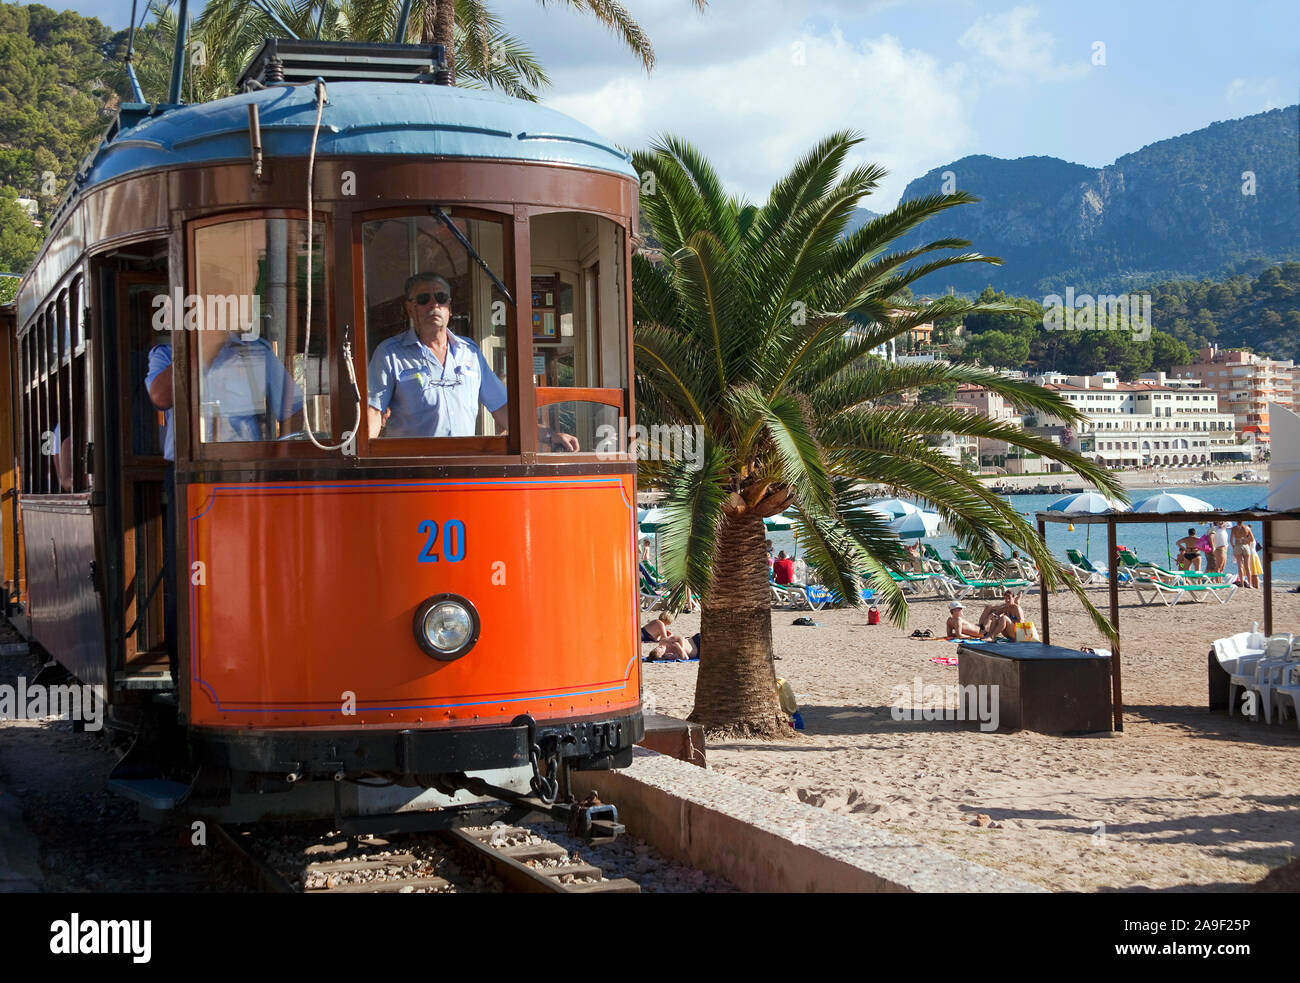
[632,133,1126,736]
[189,0,547,100]
[184,0,704,101]
[348,0,681,74]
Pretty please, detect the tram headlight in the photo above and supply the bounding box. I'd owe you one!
[412,594,480,660]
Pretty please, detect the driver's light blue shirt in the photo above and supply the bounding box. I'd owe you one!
[367,328,507,438]
[203,337,304,442]
[145,343,174,461]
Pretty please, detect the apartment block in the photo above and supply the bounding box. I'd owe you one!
[1170,345,1296,452]
[954,382,1019,465]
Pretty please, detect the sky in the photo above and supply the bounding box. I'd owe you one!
[55,0,1300,208]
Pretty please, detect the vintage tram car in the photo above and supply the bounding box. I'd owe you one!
[12,39,643,824]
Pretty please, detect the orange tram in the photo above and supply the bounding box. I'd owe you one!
[7,38,643,831]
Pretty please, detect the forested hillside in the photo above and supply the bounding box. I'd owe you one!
[941,262,1300,379]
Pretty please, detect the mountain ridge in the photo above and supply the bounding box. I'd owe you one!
[865,106,1300,298]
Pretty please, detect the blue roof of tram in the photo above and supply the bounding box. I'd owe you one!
[82,80,637,189]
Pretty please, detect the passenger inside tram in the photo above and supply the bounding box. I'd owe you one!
[196,323,304,443]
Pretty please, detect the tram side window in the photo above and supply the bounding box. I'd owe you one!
[529,213,628,454]
[55,290,74,492]
[38,310,54,492]
[192,218,329,447]
[361,212,509,445]
[70,276,89,491]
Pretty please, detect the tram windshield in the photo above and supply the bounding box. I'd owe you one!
[192,217,329,446]
[361,211,509,446]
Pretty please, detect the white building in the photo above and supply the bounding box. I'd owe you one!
[1034,372,1237,467]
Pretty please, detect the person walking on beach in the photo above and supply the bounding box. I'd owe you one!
[1176,528,1202,572]
[1231,521,1259,589]
[1209,521,1231,574]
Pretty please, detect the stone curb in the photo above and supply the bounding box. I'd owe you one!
[583,748,1046,893]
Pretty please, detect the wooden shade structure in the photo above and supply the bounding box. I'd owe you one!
[1035,507,1300,732]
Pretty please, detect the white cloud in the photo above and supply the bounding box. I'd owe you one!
[1224,76,1285,111]
[546,28,972,208]
[957,4,1089,83]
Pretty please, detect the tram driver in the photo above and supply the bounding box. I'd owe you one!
[367,273,579,449]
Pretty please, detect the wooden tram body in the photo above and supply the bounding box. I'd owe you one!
[11,41,643,822]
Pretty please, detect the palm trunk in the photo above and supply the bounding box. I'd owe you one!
[689,511,787,737]
[432,0,455,84]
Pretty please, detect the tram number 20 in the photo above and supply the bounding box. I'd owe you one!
[417,520,466,563]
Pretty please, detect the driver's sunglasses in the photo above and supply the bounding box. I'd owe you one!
[409,290,450,306]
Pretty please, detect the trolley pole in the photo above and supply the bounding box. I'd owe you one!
[168,0,190,104]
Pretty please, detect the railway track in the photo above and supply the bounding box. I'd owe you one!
[215,822,641,894]
[447,825,639,893]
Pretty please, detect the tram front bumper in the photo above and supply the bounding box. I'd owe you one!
[189,710,645,781]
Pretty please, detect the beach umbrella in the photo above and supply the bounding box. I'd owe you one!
[1045,492,1128,515]
[869,498,921,518]
[1046,492,1127,556]
[637,507,670,533]
[1130,493,1215,567]
[637,507,671,565]
[1130,492,1213,513]
[763,513,797,530]
[887,511,943,539]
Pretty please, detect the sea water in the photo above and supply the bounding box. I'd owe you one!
[761,483,1300,581]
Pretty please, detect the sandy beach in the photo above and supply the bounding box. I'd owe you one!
[642,586,1300,892]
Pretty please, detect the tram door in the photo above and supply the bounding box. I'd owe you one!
[113,272,170,677]
[0,304,22,612]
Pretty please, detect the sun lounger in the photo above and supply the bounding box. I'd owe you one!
[1063,549,1106,586]
[949,547,982,576]
[1134,560,1230,586]
[938,560,1030,597]
[1131,575,1236,606]
[782,583,835,610]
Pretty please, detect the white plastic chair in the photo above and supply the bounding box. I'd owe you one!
[1272,664,1300,729]
[1230,633,1290,717]
[1251,636,1297,723]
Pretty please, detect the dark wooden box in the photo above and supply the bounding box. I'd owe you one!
[958,641,1112,734]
